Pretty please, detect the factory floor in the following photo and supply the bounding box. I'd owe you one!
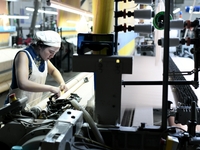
[0,71,80,108]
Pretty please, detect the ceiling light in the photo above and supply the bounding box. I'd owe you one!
[26,7,58,15]
[0,15,29,19]
[35,25,41,28]
[49,0,93,18]
[173,8,180,14]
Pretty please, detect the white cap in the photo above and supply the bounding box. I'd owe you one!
[35,30,61,47]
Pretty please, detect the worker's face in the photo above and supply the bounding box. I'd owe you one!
[40,47,60,60]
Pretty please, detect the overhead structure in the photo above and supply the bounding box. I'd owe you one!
[29,0,40,36]
[48,0,93,18]
[1,0,200,149]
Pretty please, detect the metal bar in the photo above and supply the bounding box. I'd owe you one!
[122,81,196,86]
[29,0,39,36]
[168,71,194,76]
[0,69,12,74]
[114,0,118,55]
[161,0,171,130]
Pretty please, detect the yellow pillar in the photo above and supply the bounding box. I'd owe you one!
[92,0,114,34]
[58,0,80,36]
[0,1,10,46]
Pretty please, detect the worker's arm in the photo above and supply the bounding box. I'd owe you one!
[15,52,60,94]
[47,60,68,93]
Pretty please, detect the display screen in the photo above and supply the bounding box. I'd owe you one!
[77,33,114,55]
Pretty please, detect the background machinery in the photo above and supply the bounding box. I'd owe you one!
[1,0,200,150]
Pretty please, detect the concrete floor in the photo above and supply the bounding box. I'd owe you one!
[0,71,80,108]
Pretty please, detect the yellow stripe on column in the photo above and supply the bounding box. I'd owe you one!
[92,0,114,34]
[118,39,135,56]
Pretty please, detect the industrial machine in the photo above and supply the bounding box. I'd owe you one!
[1,0,200,150]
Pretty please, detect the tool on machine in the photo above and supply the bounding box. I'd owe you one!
[2,0,200,149]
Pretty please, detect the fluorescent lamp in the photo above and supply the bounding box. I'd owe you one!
[35,25,41,28]
[0,15,29,19]
[173,8,180,14]
[50,0,93,18]
[26,7,58,15]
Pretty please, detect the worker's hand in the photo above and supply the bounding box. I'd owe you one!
[50,86,61,97]
[59,82,68,95]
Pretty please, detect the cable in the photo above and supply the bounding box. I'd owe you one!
[69,99,105,144]
[75,134,112,150]
[161,126,187,138]
[72,143,87,150]
[86,124,92,140]
[15,118,55,128]
[72,141,109,150]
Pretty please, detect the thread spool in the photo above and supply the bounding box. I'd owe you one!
[170,20,184,30]
[158,38,180,47]
[153,11,173,30]
[134,9,153,19]
[134,24,154,34]
[134,0,153,4]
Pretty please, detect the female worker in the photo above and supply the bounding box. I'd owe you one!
[5,30,68,107]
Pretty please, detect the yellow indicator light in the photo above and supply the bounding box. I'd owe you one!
[116,59,120,63]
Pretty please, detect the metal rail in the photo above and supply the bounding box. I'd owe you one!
[161,0,171,130]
